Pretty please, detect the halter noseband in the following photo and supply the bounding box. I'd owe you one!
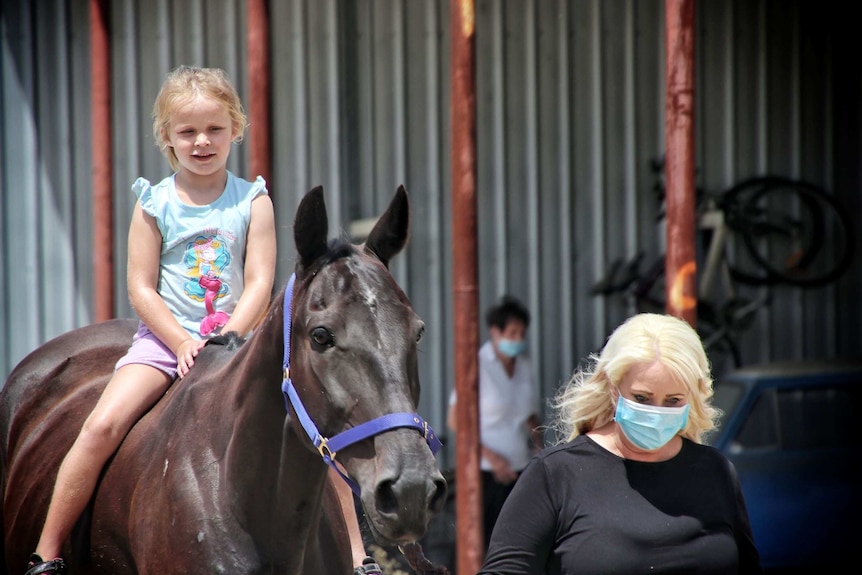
[280,273,443,495]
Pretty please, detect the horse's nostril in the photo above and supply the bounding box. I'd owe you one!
[375,479,398,515]
[428,479,447,513]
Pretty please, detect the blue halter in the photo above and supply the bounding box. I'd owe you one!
[280,273,443,495]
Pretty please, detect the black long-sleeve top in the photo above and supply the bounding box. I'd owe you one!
[478,435,762,574]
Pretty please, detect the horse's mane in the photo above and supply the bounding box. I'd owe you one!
[206,331,247,350]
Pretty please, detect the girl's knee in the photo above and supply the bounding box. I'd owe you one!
[78,412,129,451]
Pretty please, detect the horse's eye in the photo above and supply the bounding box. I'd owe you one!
[310,327,334,349]
[416,325,425,344]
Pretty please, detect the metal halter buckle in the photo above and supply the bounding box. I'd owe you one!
[316,437,336,461]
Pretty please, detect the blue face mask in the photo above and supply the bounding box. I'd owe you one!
[497,338,526,358]
[614,396,690,450]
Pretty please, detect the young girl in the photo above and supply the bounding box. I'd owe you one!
[24,66,276,574]
[27,64,379,575]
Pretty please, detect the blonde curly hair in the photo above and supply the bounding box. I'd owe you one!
[550,313,720,444]
[152,65,248,172]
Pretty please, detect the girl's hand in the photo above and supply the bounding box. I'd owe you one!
[176,339,207,378]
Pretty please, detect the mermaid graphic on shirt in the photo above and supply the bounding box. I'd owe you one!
[184,235,232,335]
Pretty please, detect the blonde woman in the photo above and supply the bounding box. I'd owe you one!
[479,313,762,574]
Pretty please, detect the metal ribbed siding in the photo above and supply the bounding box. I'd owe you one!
[1,0,94,372]
[270,0,455,443]
[2,1,860,470]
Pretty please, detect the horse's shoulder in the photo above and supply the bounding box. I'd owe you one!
[110,333,248,485]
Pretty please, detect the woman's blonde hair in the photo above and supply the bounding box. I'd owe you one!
[152,66,248,171]
[550,313,720,444]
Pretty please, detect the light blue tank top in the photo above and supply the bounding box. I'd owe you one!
[133,171,268,338]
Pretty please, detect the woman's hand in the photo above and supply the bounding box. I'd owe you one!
[486,448,519,485]
[175,338,207,378]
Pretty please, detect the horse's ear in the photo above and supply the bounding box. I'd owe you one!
[294,186,329,270]
[364,185,409,268]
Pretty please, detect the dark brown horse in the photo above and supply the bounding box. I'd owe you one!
[0,186,447,574]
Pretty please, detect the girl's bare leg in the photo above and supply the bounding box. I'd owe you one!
[34,364,173,559]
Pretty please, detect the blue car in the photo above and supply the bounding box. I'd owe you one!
[708,359,862,572]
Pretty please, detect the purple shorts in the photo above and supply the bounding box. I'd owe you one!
[114,322,179,379]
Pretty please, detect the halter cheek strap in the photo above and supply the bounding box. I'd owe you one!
[280,273,443,495]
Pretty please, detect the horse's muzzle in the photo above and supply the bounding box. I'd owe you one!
[361,431,448,544]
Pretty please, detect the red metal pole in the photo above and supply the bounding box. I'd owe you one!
[91,0,114,322]
[450,0,483,573]
[664,0,697,326]
[247,0,272,189]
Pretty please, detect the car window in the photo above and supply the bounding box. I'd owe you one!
[780,385,855,449]
[730,382,857,453]
[710,380,746,434]
[732,388,779,451]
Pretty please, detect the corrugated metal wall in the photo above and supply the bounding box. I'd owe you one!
[2,0,860,468]
[1,0,94,370]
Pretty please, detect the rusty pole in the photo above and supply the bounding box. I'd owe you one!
[91,0,114,323]
[664,0,697,326]
[247,0,272,188]
[450,0,483,573]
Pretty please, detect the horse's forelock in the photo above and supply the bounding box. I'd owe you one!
[296,238,356,281]
[326,238,355,261]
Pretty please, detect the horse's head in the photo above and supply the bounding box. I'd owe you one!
[287,185,447,545]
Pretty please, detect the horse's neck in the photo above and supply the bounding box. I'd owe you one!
[273,425,332,569]
[218,302,330,564]
[218,312,286,460]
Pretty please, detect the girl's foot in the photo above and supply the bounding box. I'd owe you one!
[353,556,383,575]
[24,554,67,575]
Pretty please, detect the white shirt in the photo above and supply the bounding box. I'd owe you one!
[449,341,537,472]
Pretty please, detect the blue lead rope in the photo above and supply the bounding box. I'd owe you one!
[280,273,442,495]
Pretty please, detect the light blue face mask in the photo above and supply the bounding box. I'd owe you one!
[614,396,690,450]
[497,338,526,358]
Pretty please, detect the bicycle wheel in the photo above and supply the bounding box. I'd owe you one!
[717,178,781,286]
[729,177,854,287]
